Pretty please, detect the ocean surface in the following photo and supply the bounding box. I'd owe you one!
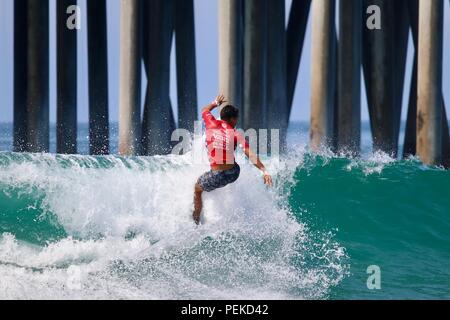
[0,122,449,299]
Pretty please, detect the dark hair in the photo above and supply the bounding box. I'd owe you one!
[220,105,239,121]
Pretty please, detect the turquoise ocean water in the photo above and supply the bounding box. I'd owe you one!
[0,122,449,299]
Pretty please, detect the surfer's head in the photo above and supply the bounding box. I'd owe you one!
[220,105,239,128]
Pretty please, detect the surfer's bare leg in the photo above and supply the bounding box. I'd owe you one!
[193,183,203,224]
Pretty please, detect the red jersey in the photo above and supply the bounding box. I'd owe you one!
[202,110,249,166]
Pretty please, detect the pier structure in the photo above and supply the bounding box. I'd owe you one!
[7,0,450,167]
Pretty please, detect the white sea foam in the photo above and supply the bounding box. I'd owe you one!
[0,143,348,300]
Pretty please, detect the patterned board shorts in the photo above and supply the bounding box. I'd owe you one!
[197,164,241,192]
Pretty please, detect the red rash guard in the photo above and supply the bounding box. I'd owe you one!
[202,110,249,166]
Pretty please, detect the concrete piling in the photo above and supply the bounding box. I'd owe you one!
[417,0,444,165]
[362,0,397,154]
[404,0,449,168]
[57,0,78,154]
[27,0,50,153]
[243,0,268,131]
[218,0,244,112]
[310,0,336,151]
[14,0,50,153]
[119,0,142,156]
[141,0,174,156]
[87,0,110,155]
[266,0,288,151]
[175,0,198,132]
[336,0,362,154]
[13,0,28,152]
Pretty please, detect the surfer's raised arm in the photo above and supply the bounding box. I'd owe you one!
[201,94,227,114]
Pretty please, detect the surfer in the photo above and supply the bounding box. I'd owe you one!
[193,95,273,224]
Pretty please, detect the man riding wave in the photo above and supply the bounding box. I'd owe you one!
[193,95,273,224]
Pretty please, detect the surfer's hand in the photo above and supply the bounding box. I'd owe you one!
[214,94,227,107]
[263,173,273,187]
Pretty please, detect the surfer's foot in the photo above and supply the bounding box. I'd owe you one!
[193,210,201,225]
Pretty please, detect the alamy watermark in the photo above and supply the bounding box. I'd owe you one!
[367,265,381,290]
[66,5,81,30]
[61,3,382,31]
[366,5,382,30]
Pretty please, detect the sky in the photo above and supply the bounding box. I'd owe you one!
[0,0,449,124]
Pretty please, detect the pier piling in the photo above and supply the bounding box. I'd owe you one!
[13,0,28,152]
[57,0,78,154]
[243,0,268,131]
[219,0,244,113]
[267,0,288,150]
[336,0,362,154]
[141,0,174,156]
[417,0,444,165]
[310,0,336,151]
[362,0,397,155]
[175,0,198,132]
[119,0,142,156]
[27,0,50,153]
[14,0,50,153]
[87,0,110,155]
